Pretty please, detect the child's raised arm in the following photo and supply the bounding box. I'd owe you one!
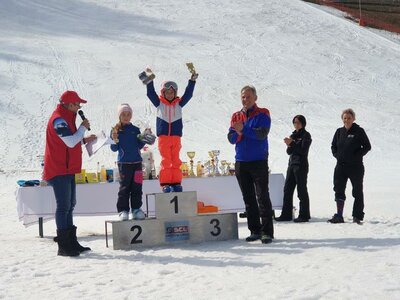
[180,80,196,107]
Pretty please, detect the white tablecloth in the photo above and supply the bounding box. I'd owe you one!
[16,174,284,226]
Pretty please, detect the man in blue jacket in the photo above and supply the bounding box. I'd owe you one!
[228,85,274,244]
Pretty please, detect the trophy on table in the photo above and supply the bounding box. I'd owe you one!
[228,163,236,176]
[211,150,221,176]
[207,151,215,176]
[220,160,228,176]
[186,151,196,177]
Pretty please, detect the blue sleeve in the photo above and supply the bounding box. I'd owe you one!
[242,113,271,140]
[146,81,160,107]
[180,80,196,107]
[227,127,240,144]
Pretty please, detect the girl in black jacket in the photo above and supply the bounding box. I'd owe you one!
[276,115,312,222]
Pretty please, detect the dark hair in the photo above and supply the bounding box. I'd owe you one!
[293,115,306,127]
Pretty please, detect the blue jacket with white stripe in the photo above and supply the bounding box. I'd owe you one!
[146,80,196,137]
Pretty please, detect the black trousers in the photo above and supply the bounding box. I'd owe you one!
[117,163,143,213]
[333,163,365,220]
[281,164,310,220]
[235,160,274,237]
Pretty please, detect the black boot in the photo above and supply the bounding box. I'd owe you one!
[56,229,80,257]
[70,226,91,253]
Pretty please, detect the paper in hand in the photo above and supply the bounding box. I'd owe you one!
[85,130,115,158]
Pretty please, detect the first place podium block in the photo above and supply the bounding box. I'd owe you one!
[106,191,238,250]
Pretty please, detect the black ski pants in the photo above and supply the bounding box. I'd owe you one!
[117,163,143,213]
[281,164,310,220]
[235,160,274,238]
[333,163,365,220]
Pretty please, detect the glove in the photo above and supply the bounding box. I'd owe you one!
[137,130,156,145]
[191,73,199,81]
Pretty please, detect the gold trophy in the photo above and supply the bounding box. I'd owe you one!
[111,124,120,143]
[186,62,196,75]
[187,151,196,177]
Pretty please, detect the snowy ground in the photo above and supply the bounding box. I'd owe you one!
[1,0,399,299]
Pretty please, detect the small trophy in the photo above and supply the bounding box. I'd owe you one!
[111,125,119,143]
[187,151,196,177]
[186,62,196,75]
[211,150,221,176]
[220,160,228,176]
[228,163,235,176]
[207,151,215,176]
[138,68,155,85]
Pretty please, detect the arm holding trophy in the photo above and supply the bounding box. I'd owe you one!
[180,63,198,107]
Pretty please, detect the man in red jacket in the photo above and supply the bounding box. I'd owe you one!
[43,90,96,256]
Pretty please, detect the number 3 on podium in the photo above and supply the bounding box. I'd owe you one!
[210,219,221,236]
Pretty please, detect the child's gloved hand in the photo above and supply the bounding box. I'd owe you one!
[137,128,156,145]
[190,73,199,81]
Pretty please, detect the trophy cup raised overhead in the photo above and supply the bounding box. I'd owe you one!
[211,150,221,176]
[187,151,196,177]
[186,62,196,75]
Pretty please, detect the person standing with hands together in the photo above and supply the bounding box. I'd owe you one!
[228,85,274,244]
[43,90,96,257]
[275,115,312,223]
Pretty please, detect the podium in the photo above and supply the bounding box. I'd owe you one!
[105,191,238,250]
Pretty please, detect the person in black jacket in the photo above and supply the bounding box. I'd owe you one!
[275,115,312,223]
[328,108,371,224]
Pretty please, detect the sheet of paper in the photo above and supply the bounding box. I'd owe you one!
[85,130,115,158]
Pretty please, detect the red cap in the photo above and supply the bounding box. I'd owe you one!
[60,91,87,104]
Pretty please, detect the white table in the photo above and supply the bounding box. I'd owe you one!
[16,174,284,235]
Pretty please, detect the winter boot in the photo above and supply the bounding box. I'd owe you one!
[327,214,344,224]
[261,234,273,244]
[71,226,91,253]
[245,232,261,242]
[56,229,80,257]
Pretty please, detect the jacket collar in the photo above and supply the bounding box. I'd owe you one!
[159,96,181,106]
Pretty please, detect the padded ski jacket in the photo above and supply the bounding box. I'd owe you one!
[228,104,271,162]
[146,80,196,137]
[286,128,312,166]
[331,123,371,165]
[110,123,145,163]
[43,104,82,180]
